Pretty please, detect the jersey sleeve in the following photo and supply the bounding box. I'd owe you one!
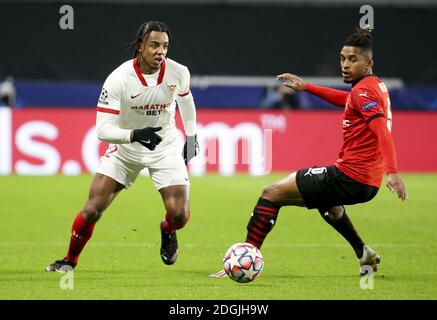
[368,116,398,174]
[176,66,196,136]
[351,87,385,124]
[96,72,122,115]
[177,66,192,101]
[304,83,349,108]
[96,112,132,144]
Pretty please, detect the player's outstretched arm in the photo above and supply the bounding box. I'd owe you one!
[277,73,349,108]
[276,73,306,91]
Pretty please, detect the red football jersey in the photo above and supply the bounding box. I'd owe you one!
[335,75,394,187]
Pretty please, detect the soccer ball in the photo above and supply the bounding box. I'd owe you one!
[223,242,264,283]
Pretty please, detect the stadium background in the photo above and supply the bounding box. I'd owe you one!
[1,0,437,301]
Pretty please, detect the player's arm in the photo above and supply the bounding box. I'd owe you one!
[96,73,131,144]
[277,73,349,108]
[353,88,407,201]
[97,110,162,151]
[96,111,131,144]
[368,118,407,201]
[96,74,161,150]
[176,67,199,164]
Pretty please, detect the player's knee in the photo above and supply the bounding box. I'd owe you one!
[82,204,103,224]
[166,207,190,230]
[261,184,279,202]
[327,206,344,220]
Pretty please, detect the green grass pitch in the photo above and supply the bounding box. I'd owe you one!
[0,174,436,300]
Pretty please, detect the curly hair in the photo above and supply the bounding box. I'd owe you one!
[344,27,373,57]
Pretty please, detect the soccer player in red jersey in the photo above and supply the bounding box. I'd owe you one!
[211,28,407,277]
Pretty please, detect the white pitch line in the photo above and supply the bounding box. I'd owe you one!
[0,242,427,248]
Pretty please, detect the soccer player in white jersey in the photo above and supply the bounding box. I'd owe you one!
[46,21,199,271]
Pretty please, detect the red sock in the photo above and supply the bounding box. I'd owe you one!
[66,211,95,265]
[162,211,190,234]
[246,198,280,249]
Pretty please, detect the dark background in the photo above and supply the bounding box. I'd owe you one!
[1,1,436,84]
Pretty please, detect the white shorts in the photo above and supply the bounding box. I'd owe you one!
[95,144,189,190]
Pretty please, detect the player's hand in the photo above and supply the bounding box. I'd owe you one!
[276,73,306,91]
[131,127,162,151]
[183,134,199,165]
[386,173,407,201]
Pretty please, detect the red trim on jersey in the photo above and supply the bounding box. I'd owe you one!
[133,57,148,86]
[178,90,190,97]
[96,107,120,115]
[304,83,349,108]
[133,57,166,87]
[157,59,166,85]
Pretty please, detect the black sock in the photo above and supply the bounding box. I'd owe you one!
[319,207,364,258]
[246,197,281,249]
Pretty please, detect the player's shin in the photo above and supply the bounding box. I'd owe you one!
[319,206,365,258]
[246,197,281,249]
[66,211,96,265]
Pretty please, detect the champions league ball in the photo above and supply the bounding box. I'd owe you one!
[223,242,264,283]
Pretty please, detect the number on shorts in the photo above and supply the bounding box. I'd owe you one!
[304,167,327,176]
[103,145,118,158]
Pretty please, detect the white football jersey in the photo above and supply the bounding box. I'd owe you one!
[96,57,191,163]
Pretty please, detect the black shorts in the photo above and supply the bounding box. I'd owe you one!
[296,165,379,212]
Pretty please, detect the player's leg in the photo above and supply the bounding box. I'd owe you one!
[46,174,125,272]
[320,206,380,275]
[46,148,142,272]
[312,165,381,275]
[83,173,125,222]
[246,172,305,249]
[319,206,365,257]
[67,174,125,263]
[149,148,191,265]
[159,185,190,265]
[160,185,190,233]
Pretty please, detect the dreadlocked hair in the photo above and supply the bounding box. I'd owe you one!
[344,26,373,56]
[127,21,170,58]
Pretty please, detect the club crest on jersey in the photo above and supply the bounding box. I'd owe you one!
[362,101,377,111]
[167,85,176,93]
